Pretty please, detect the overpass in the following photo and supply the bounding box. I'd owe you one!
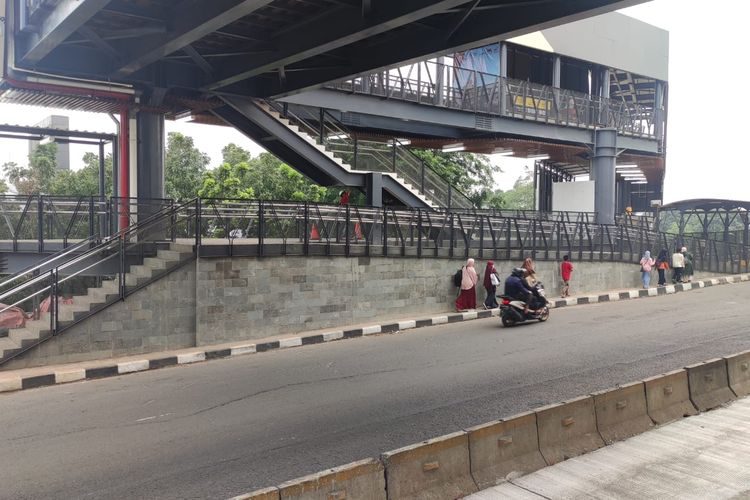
[0,0,659,216]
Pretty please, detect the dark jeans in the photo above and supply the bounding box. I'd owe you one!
[484,285,498,308]
[672,267,683,283]
[657,268,666,285]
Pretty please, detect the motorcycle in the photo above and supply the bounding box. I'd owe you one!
[499,282,550,327]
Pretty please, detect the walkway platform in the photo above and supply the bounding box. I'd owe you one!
[470,397,750,500]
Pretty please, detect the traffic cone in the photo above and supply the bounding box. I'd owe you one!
[354,222,363,240]
[310,223,320,241]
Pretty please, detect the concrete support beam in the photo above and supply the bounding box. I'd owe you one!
[136,112,165,206]
[365,172,383,208]
[593,128,617,225]
[553,55,561,88]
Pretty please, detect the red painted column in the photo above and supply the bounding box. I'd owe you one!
[119,108,130,230]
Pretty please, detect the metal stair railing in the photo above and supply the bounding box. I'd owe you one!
[0,199,200,366]
[262,100,474,209]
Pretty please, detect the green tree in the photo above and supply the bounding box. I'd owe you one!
[411,150,498,198]
[49,152,113,197]
[501,168,535,209]
[198,147,332,202]
[164,132,210,200]
[221,143,252,166]
[198,161,255,200]
[3,142,58,194]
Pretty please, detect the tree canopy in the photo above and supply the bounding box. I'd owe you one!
[198,147,331,202]
[164,132,210,200]
[3,142,58,195]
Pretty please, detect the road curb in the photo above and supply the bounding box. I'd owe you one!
[1,273,747,394]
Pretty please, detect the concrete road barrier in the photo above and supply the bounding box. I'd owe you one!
[231,487,280,500]
[466,411,546,489]
[643,369,698,425]
[381,431,477,500]
[535,395,605,466]
[278,458,385,500]
[685,358,736,411]
[592,381,653,444]
[724,350,750,397]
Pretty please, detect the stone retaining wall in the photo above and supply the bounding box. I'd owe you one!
[2,255,719,369]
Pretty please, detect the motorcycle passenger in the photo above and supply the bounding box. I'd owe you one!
[504,268,537,315]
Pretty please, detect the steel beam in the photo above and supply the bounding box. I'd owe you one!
[114,0,274,77]
[205,0,469,90]
[17,0,112,65]
[249,0,647,97]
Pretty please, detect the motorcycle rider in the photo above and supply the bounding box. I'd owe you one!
[504,267,539,316]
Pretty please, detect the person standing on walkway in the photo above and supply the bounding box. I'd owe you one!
[672,247,685,284]
[655,249,669,286]
[455,258,478,312]
[682,246,694,282]
[482,260,500,309]
[639,250,655,288]
[560,255,573,297]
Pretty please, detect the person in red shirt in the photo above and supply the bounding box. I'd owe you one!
[339,190,350,205]
[560,255,573,298]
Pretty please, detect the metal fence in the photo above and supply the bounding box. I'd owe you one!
[264,100,475,209]
[191,200,748,275]
[328,59,663,141]
[0,195,174,252]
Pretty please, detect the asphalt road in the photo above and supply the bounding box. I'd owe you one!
[2,282,750,499]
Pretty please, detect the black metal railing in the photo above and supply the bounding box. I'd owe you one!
[0,195,174,252]
[264,100,475,209]
[0,199,199,365]
[192,200,749,275]
[328,59,664,143]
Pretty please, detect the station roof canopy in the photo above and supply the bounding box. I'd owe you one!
[661,199,750,213]
[3,0,651,111]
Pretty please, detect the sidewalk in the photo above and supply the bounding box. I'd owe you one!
[1,273,748,394]
[469,397,750,499]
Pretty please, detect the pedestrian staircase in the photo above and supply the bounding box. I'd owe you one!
[216,97,474,210]
[0,200,198,367]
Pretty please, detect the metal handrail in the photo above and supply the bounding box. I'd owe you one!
[264,100,474,209]
[328,58,663,141]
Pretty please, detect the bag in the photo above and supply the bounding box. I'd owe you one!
[490,273,500,286]
[453,268,463,287]
[640,265,645,272]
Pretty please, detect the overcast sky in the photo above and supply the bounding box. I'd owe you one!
[0,0,743,202]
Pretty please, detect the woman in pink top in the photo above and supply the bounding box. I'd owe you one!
[639,250,656,288]
[455,258,479,311]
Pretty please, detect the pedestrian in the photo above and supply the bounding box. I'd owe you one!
[521,257,537,286]
[560,255,573,297]
[455,258,478,312]
[682,246,694,282]
[483,260,500,309]
[339,190,350,205]
[655,249,669,286]
[671,247,685,284]
[639,250,655,288]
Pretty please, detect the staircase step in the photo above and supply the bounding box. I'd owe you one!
[143,257,170,270]
[169,243,194,254]
[157,249,192,261]
[9,327,41,345]
[130,265,154,278]
[0,336,21,352]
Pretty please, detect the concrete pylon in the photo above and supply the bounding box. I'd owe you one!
[592,128,617,225]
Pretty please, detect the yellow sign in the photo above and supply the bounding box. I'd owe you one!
[513,96,551,111]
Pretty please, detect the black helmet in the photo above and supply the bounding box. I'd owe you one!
[511,267,525,278]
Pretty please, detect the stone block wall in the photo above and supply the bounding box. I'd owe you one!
[4,264,197,370]
[3,253,723,369]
